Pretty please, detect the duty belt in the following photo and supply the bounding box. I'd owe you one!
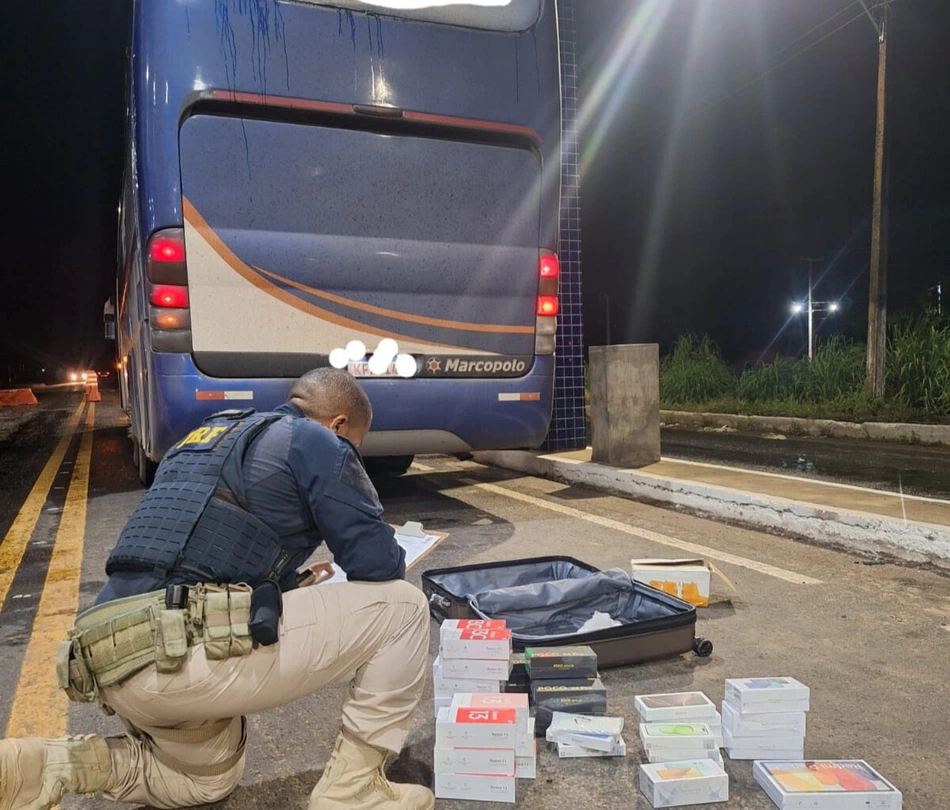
[57,583,255,703]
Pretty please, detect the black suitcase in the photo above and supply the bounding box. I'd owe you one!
[422,556,712,669]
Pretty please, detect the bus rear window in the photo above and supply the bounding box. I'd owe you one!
[295,0,541,32]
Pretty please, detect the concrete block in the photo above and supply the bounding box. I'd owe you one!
[589,344,660,468]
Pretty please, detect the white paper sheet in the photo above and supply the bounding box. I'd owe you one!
[324,530,442,584]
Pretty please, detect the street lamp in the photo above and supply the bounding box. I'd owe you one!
[790,299,840,360]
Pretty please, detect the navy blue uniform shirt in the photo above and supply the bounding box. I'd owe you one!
[95,403,405,604]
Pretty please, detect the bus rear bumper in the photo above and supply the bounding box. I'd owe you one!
[147,353,555,459]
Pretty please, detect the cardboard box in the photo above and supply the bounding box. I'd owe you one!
[433,773,516,804]
[645,749,723,765]
[532,678,607,704]
[432,655,502,697]
[722,728,803,761]
[515,739,537,779]
[525,646,598,679]
[435,707,520,749]
[721,700,806,737]
[639,759,729,808]
[441,628,512,661]
[631,558,716,608]
[557,737,627,758]
[535,697,607,735]
[439,656,512,682]
[434,696,451,718]
[752,760,903,810]
[635,692,718,723]
[451,693,529,730]
[433,747,515,776]
[724,677,810,714]
[546,712,624,738]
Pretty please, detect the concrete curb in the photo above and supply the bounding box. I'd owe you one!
[659,410,950,446]
[474,450,950,571]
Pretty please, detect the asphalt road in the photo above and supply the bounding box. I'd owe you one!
[1,391,948,809]
[661,426,950,499]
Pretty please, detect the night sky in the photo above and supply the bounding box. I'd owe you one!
[2,0,948,382]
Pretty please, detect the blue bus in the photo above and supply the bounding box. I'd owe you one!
[114,0,562,483]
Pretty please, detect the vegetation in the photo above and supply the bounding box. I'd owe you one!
[655,315,949,422]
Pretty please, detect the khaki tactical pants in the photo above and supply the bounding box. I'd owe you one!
[98,579,429,809]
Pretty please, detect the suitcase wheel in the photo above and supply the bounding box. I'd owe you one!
[693,638,714,657]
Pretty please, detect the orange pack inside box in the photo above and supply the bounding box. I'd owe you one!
[630,559,726,608]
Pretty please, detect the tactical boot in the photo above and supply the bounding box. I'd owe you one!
[0,735,113,810]
[309,731,434,810]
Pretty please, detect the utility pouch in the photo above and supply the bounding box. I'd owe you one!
[249,580,283,647]
[152,608,189,673]
[202,584,253,659]
[56,633,98,703]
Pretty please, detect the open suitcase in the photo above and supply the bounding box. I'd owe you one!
[422,556,712,668]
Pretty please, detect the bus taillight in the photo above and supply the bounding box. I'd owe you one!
[535,250,559,355]
[146,228,187,285]
[149,285,189,308]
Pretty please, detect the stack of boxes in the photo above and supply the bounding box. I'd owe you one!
[544,711,626,758]
[634,692,724,767]
[722,677,810,760]
[525,645,607,740]
[433,619,535,803]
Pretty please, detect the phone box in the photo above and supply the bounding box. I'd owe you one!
[525,646,598,679]
[639,759,729,808]
[546,712,624,739]
[432,655,502,697]
[752,760,902,810]
[721,700,806,737]
[441,628,512,660]
[635,692,718,723]
[439,619,506,642]
[724,677,810,714]
[645,749,723,764]
[532,678,606,704]
[439,656,512,682]
[434,696,451,718]
[451,693,529,730]
[631,558,714,608]
[535,697,607,735]
[557,737,627,758]
[722,729,803,761]
[516,718,535,757]
[515,739,537,779]
[640,723,717,752]
[435,707,520,749]
[433,747,515,776]
[433,773,516,804]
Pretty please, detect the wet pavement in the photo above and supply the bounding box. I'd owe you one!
[661,426,950,499]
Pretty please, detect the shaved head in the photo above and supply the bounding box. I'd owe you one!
[289,368,372,431]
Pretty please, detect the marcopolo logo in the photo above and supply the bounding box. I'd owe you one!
[441,357,528,375]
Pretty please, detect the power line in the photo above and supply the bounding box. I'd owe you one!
[762,1,860,65]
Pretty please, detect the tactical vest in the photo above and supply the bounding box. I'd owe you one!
[106,409,294,589]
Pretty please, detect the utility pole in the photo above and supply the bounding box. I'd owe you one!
[858,0,890,399]
[801,256,824,360]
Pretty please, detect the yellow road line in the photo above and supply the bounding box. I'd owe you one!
[0,399,85,609]
[5,403,96,737]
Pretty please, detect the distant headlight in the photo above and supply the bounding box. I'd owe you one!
[70,373,78,381]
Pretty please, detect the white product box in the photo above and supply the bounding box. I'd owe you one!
[546,712,625,739]
[753,760,903,810]
[433,747,515,776]
[434,696,452,718]
[646,749,724,764]
[635,692,718,723]
[516,718,535,757]
[631,558,714,607]
[515,740,537,779]
[640,723,717,752]
[724,726,804,761]
[439,656,512,681]
[432,655,502,697]
[439,619,506,642]
[721,700,806,737]
[434,773,516,804]
[552,731,622,752]
[441,628,511,660]
[724,677,810,714]
[436,707,520,749]
[557,737,627,758]
[639,759,729,808]
[451,693,529,730]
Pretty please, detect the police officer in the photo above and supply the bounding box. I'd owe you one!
[0,369,433,810]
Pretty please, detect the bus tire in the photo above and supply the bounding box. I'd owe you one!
[137,442,156,487]
[365,455,414,477]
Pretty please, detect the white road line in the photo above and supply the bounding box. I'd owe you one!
[412,462,823,586]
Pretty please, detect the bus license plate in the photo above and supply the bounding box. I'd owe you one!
[347,361,399,378]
